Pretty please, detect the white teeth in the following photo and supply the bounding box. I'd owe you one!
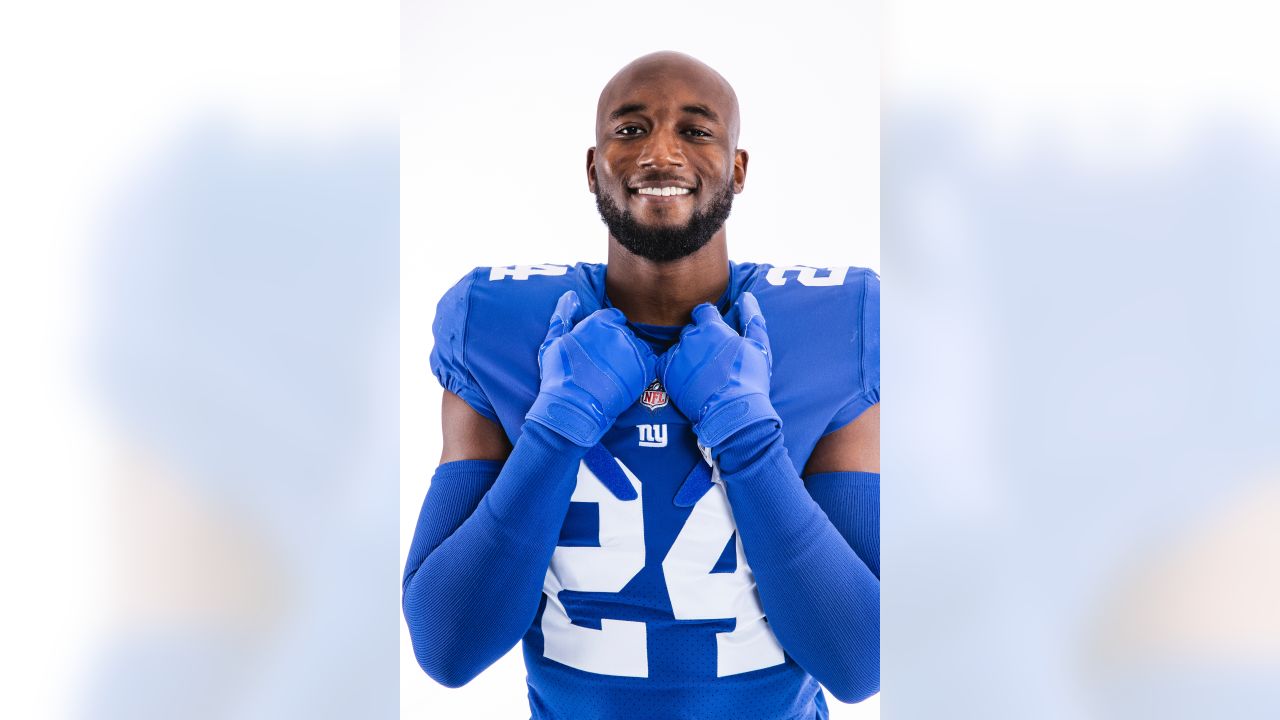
[637,186,691,196]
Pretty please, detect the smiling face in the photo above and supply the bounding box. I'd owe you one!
[589,52,748,263]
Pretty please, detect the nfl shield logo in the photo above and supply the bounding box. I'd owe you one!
[640,379,668,411]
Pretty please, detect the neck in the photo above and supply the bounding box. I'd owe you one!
[605,230,730,326]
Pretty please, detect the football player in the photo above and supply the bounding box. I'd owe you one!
[404,51,879,719]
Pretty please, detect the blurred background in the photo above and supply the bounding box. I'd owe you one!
[0,1,398,718]
[1,0,1277,718]
[884,1,1280,717]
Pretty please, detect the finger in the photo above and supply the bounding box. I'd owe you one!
[690,302,723,327]
[655,345,676,386]
[637,340,658,383]
[737,292,772,364]
[545,290,582,341]
[605,319,658,387]
[736,292,767,341]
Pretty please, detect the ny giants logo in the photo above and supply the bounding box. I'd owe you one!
[637,424,668,448]
[639,379,668,411]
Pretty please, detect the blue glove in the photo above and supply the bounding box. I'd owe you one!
[526,290,657,448]
[656,291,780,448]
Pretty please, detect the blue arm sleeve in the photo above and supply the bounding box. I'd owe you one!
[402,422,586,687]
[804,471,879,578]
[715,424,879,703]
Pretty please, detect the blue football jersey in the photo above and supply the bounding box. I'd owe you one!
[430,261,879,720]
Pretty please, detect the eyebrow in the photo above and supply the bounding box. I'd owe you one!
[607,103,722,124]
[681,104,720,123]
[608,103,646,121]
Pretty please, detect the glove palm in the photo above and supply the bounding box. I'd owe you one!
[657,292,779,448]
[526,290,656,448]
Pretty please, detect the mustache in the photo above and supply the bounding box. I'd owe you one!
[627,174,697,189]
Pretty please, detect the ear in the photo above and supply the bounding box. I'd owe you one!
[587,147,597,193]
[732,148,749,193]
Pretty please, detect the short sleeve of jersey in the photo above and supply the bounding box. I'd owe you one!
[823,269,880,435]
[429,269,499,423]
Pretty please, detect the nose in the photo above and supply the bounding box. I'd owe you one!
[637,128,686,169]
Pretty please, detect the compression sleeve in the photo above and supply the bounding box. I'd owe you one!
[402,421,586,687]
[714,423,879,704]
[804,471,880,578]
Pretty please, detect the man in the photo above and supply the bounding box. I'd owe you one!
[404,51,879,720]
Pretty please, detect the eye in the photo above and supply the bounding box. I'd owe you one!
[616,125,645,136]
[683,128,712,138]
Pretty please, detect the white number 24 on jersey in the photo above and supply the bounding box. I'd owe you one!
[540,457,785,678]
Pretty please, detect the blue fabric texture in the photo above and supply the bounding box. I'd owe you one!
[583,442,638,501]
[715,424,880,703]
[823,269,880,436]
[409,262,878,719]
[525,291,657,448]
[429,270,500,423]
[804,471,880,578]
[657,293,779,448]
[402,423,586,687]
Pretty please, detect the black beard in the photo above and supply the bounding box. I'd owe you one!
[594,179,734,263]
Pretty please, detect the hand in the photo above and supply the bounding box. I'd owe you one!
[656,292,780,448]
[526,291,657,448]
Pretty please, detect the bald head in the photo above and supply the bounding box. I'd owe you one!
[587,51,749,265]
[596,51,741,147]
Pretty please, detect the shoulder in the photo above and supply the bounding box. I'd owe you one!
[433,262,603,330]
[738,263,878,328]
[468,262,600,313]
[737,262,880,433]
[745,262,878,292]
[431,261,604,360]
[430,263,600,424]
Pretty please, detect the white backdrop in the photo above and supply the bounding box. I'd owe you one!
[401,1,880,718]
